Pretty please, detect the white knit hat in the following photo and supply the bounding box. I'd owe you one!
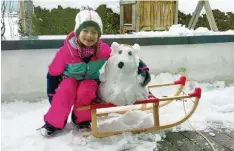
[74,9,103,36]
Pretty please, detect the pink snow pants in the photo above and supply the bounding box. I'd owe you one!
[44,78,98,129]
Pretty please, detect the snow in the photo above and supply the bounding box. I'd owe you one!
[2,73,234,151]
[101,24,234,38]
[111,25,234,38]
[2,14,19,39]
[209,132,216,137]
[131,25,234,37]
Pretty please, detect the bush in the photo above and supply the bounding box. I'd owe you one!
[30,5,234,35]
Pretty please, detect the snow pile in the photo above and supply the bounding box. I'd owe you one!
[131,24,234,37]
[98,110,153,132]
[102,24,234,39]
[97,73,234,133]
[72,131,163,151]
[1,101,164,151]
[2,73,234,151]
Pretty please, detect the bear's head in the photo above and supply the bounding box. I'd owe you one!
[107,42,140,75]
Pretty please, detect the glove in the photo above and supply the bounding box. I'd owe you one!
[140,70,151,87]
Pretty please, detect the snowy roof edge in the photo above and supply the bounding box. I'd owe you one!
[1,35,234,50]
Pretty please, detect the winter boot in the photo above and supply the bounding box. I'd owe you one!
[39,123,57,137]
[76,120,91,130]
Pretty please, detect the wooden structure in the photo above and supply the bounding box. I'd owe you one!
[188,0,218,31]
[157,128,234,151]
[77,76,202,138]
[19,0,34,35]
[119,0,178,33]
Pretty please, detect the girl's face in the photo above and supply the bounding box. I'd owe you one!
[79,26,99,47]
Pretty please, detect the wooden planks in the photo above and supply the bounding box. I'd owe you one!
[120,1,178,33]
[156,129,234,151]
[181,131,230,151]
[164,132,205,151]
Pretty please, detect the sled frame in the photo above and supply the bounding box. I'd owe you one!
[96,76,186,116]
[145,75,186,108]
[77,87,201,138]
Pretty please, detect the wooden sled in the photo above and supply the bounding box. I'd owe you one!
[77,85,202,138]
[145,75,186,109]
[94,75,187,116]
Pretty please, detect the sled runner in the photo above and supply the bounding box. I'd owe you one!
[77,76,202,138]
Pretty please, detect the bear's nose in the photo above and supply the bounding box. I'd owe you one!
[118,62,124,69]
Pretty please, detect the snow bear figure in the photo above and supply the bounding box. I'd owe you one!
[98,42,149,106]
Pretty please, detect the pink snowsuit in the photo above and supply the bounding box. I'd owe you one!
[44,32,111,129]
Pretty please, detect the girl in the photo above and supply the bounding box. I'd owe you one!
[41,8,151,137]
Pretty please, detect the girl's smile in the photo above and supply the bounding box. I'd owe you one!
[79,27,99,47]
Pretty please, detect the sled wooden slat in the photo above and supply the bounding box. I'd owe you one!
[77,98,160,110]
[77,87,201,138]
[148,76,186,109]
[148,75,186,88]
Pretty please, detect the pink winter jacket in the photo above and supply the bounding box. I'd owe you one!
[48,32,111,80]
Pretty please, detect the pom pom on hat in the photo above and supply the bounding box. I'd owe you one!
[74,8,103,38]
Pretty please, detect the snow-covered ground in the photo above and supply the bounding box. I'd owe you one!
[1,73,234,151]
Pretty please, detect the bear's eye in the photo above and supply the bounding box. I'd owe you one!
[128,51,132,56]
[118,50,122,54]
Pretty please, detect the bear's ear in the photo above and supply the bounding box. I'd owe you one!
[132,43,140,52]
[110,42,120,56]
[111,42,120,50]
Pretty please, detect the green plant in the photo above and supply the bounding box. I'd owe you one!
[176,67,187,74]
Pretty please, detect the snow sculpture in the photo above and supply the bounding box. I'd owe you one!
[98,42,149,106]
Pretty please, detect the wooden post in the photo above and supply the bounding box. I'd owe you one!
[19,0,25,29]
[91,109,98,136]
[188,0,218,31]
[204,1,218,31]
[174,1,178,24]
[188,0,204,29]
[19,0,34,35]
[153,102,160,127]
[120,4,124,33]
[135,1,140,32]
[132,3,136,29]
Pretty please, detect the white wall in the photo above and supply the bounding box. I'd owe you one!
[1,49,55,101]
[139,42,234,82]
[1,42,234,101]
